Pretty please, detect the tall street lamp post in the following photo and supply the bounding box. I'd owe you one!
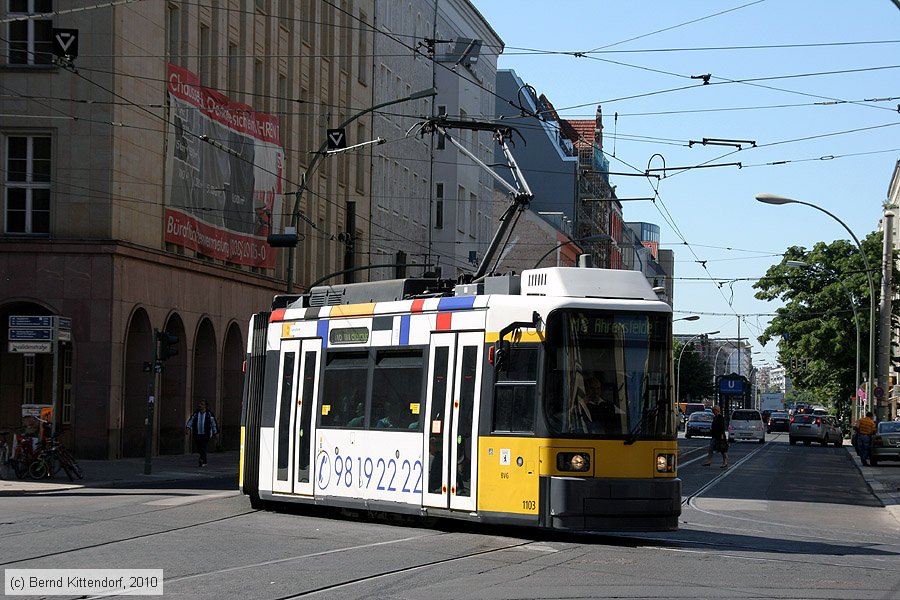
[275,88,438,293]
[677,330,720,403]
[786,260,861,405]
[756,193,877,412]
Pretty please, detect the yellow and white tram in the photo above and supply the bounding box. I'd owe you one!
[240,266,681,531]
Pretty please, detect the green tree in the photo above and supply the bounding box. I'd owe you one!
[753,234,899,422]
[675,340,715,402]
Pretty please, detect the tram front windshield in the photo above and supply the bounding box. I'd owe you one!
[544,310,674,439]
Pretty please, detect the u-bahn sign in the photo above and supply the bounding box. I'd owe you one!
[719,377,745,394]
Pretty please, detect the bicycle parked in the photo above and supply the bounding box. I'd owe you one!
[7,433,41,480]
[29,435,83,481]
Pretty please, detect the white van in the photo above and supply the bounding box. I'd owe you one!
[728,409,766,443]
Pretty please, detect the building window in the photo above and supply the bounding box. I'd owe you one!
[456,185,465,234]
[5,135,51,235]
[166,2,181,64]
[227,42,239,94]
[23,355,35,404]
[62,346,72,424]
[434,183,443,229]
[469,192,476,239]
[355,122,366,194]
[254,58,265,110]
[436,106,446,150]
[8,0,53,66]
[301,0,315,45]
[278,0,291,30]
[357,11,368,85]
[199,23,211,85]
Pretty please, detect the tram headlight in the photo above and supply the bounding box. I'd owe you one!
[655,453,676,474]
[556,452,590,472]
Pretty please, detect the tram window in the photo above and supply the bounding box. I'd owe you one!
[370,349,424,431]
[496,346,538,382]
[320,352,368,428]
[492,385,535,433]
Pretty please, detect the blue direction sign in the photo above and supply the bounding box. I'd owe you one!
[10,329,53,341]
[719,378,745,394]
[9,316,52,328]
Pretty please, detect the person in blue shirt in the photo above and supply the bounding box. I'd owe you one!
[186,400,218,467]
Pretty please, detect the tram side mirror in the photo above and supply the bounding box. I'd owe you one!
[493,339,510,372]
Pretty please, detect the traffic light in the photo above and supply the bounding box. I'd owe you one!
[157,330,179,361]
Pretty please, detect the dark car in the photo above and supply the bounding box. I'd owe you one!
[766,411,790,433]
[685,411,713,438]
[871,421,900,466]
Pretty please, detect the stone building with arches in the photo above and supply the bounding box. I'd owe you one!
[0,241,277,459]
[0,2,377,458]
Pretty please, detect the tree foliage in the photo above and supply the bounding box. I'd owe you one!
[753,232,899,419]
[675,340,715,402]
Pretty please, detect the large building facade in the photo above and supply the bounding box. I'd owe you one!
[0,1,375,458]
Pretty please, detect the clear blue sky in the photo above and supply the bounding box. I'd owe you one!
[471,0,900,367]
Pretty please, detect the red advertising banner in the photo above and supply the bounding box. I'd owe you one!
[164,64,283,268]
[165,208,275,266]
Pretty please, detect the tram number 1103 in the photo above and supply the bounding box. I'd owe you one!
[522,500,536,511]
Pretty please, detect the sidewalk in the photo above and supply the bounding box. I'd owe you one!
[846,445,900,525]
[0,451,239,495]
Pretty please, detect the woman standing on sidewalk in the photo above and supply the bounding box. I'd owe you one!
[702,405,729,469]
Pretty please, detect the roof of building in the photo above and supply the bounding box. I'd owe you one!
[562,119,596,150]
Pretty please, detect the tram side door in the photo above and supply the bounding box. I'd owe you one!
[272,338,320,495]
[293,339,320,496]
[422,332,483,512]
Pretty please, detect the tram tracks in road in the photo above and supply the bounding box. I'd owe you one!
[0,501,256,568]
[165,533,539,600]
[674,438,900,554]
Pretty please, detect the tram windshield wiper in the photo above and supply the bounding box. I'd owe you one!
[624,406,657,445]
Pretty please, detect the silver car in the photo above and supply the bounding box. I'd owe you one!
[728,409,765,443]
[871,421,900,465]
[789,414,843,446]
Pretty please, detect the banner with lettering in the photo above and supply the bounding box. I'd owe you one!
[164,64,283,268]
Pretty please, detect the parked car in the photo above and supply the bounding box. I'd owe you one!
[789,414,843,446]
[728,409,765,443]
[685,411,714,438]
[870,421,900,466]
[766,411,791,433]
[678,402,707,430]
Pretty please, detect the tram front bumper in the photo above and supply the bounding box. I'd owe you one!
[542,476,681,532]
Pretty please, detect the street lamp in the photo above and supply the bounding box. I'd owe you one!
[531,233,611,269]
[674,315,700,323]
[713,342,733,380]
[275,87,438,293]
[677,330,720,403]
[756,193,876,412]
[786,260,861,404]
